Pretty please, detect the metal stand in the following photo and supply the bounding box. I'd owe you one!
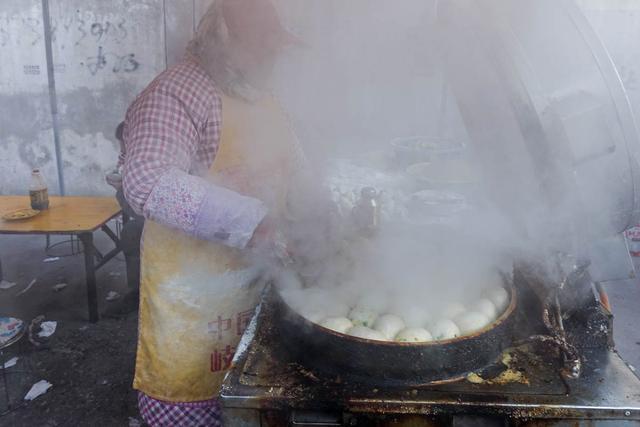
[79,233,98,323]
[78,221,124,323]
[45,234,83,258]
[40,215,127,323]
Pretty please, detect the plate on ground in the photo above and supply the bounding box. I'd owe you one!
[0,317,24,346]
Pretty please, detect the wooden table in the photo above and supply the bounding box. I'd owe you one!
[0,196,124,322]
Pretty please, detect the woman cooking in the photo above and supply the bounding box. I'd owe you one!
[120,0,304,424]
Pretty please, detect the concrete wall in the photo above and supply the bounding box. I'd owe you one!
[49,0,165,195]
[2,0,640,195]
[0,1,59,194]
[0,0,190,196]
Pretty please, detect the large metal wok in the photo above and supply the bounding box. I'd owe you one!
[271,281,518,385]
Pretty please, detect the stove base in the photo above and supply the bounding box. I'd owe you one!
[221,289,640,426]
[223,409,640,427]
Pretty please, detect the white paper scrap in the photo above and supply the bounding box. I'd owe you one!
[106,291,121,301]
[2,357,18,369]
[0,280,17,290]
[43,257,60,263]
[37,321,57,338]
[16,279,37,296]
[52,283,68,292]
[24,380,52,401]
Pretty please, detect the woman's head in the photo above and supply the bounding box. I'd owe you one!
[187,0,297,95]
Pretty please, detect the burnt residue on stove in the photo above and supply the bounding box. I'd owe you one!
[241,296,557,401]
[222,273,640,422]
[269,282,521,387]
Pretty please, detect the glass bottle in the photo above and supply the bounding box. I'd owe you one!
[29,169,49,210]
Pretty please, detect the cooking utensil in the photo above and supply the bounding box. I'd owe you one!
[351,187,380,236]
[391,136,464,167]
[271,281,518,385]
[405,159,477,194]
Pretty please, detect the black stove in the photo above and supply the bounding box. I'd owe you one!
[221,273,640,427]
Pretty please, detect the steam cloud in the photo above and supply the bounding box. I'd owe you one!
[232,0,639,308]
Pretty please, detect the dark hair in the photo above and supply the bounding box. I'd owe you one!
[115,122,125,142]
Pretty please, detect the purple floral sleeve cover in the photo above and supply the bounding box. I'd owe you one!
[143,168,267,248]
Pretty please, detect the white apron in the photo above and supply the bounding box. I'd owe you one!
[133,94,298,402]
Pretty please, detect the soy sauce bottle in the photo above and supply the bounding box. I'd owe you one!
[29,169,49,210]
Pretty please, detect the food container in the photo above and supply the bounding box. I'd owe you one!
[391,136,464,167]
[271,282,518,385]
[405,158,477,195]
[406,189,471,221]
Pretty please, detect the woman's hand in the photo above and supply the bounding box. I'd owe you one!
[247,216,293,266]
[106,171,123,190]
[248,216,276,248]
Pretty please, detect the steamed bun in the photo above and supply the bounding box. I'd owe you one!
[320,317,353,334]
[395,327,433,343]
[455,311,490,334]
[471,298,498,320]
[430,319,460,340]
[348,306,378,328]
[373,314,405,339]
[347,326,387,341]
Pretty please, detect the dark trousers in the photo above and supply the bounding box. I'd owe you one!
[121,218,144,289]
[116,188,144,290]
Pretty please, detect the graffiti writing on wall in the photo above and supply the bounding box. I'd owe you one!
[50,11,129,47]
[0,13,43,47]
[51,9,142,76]
[1,7,146,79]
[81,46,140,76]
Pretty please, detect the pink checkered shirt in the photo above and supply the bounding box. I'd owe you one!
[121,56,267,249]
[138,392,222,427]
